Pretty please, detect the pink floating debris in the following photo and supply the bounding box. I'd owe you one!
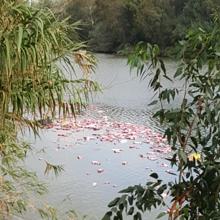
[45,106,172,165]
[97,168,104,173]
[127,135,136,140]
[147,156,158,161]
[91,160,101,165]
[83,136,95,141]
[45,124,53,129]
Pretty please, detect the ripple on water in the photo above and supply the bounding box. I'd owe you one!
[83,103,164,132]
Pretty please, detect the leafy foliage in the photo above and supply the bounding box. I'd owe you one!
[46,0,220,54]
[0,0,99,218]
[103,178,166,220]
[104,21,220,219]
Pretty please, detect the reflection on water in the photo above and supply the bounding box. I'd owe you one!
[24,54,179,220]
[92,54,182,109]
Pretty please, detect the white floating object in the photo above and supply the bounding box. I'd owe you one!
[122,161,128,165]
[120,139,128,144]
[91,160,101,165]
[112,148,122,153]
[97,168,104,173]
[103,116,108,121]
[92,182,97,187]
[166,169,176,175]
[83,136,90,141]
[147,156,158,161]
[129,145,136,149]
[161,192,168,199]
[161,163,168,167]
[134,141,142,144]
[97,110,104,114]
[77,156,82,160]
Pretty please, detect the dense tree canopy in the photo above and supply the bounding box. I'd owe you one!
[48,0,220,54]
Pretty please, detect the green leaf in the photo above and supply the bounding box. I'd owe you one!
[191,137,197,147]
[174,67,183,78]
[102,212,112,220]
[156,212,167,219]
[148,100,158,106]
[128,207,134,215]
[108,197,120,207]
[17,25,23,55]
[128,196,133,205]
[159,59,166,75]
[119,186,134,193]
[179,149,187,164]
[150,173,158,179]
[134,212,142,220]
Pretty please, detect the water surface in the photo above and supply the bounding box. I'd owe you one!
[25,54,179,220]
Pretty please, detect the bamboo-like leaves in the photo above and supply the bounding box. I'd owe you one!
[0,0,99,133]
[44,161,64,177]
[0,1,99,218]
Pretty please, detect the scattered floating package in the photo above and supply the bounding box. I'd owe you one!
[50,116,171,156]
[45,109,173,183]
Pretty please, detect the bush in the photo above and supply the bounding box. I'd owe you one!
[104,21,220,220]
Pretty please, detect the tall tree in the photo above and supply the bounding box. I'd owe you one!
[89,0,128,52]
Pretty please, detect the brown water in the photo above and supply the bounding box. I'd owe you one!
[24,54,182,220]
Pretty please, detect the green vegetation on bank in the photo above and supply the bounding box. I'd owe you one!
[42,0,220,55]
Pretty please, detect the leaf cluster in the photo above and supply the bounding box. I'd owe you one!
[104,21,220,220]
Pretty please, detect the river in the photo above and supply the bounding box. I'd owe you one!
[24,54,181,220]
